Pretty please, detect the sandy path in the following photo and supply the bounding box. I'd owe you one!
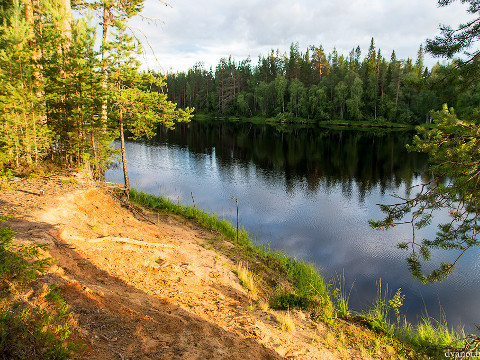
[0,176,341,360]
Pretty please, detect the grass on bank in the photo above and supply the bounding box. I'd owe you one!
[234,262,257,297]
[129,188,333,318]
[0,217,82,359]
[354,282,475,359]
[128,188,477,359]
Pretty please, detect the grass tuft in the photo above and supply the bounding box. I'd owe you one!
[331,271,353,319]
[273,310,296,332]
[235,262,257,296]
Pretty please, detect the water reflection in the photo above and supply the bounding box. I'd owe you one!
[153,123,428,200]
[107,120,480,333]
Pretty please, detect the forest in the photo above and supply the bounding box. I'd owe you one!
[1,0,479,175]
[164,41,480,124]
[0,0,191,177]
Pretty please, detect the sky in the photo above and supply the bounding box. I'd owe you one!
[128,0,476,73]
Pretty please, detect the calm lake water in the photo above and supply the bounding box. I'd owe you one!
[106,120,480,333]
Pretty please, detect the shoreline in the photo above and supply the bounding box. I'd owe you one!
[128,187,473,359]
[192,113,415,131]
[0,174,474,359]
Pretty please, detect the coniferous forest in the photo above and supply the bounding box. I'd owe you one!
[0,0,191,177]
[2,0,479,175]
[164,41,480,124]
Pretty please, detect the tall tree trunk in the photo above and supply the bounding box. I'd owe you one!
[394,73,400,121]
[25,0,42,160]
[90,127,99,177]
[97,5,112,180]
[117,60,129,193]
[375,63,379,121]
[24,0,34,39]
[119,110,130,193]
[101,5,111,125]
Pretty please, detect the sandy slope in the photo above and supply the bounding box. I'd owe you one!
[0,175,343,360]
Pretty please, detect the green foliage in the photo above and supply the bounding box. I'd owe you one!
[426,0,480,83]
[0,0,50,167]
[269,292,314,310]
[0,302,79,359]
[371,105,480,282]
[0,0,189,178]
[0,220,52,286]
[163,39,477,125]
[0,218,80,359]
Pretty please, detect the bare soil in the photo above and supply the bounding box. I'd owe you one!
[0,174,349,360]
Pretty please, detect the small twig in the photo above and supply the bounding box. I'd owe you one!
[100,333,118,342]
[232,196,239,243]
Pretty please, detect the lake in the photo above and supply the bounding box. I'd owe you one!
[106,119,480,333]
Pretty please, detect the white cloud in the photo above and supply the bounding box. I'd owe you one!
[129,0,476,72]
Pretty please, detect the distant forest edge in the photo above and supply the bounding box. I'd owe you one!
[163,40,479,125]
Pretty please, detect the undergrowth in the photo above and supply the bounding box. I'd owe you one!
[0,217,81,359]
[356,281,477,359]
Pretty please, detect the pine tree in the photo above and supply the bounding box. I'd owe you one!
[0,0,48,166]
[108,26,192,191]
[426,0,480,82]
[415,44,425,79]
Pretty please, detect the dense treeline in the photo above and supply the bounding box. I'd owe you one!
[164,40,480,124]
[0,0,190,176]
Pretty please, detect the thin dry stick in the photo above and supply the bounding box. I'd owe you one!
[191,192,195,207]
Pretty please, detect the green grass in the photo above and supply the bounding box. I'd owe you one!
[353,281,476,359]
[0,217,82,359]
[129,188,333,318]
[331,271,353,319]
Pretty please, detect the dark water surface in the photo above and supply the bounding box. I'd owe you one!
[106,120,480,333]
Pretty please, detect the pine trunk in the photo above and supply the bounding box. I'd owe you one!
[101,6,111,125]
[119,110,130,193]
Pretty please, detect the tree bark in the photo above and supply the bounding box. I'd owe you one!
[119,110,130,193]
[101,5,111,125]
